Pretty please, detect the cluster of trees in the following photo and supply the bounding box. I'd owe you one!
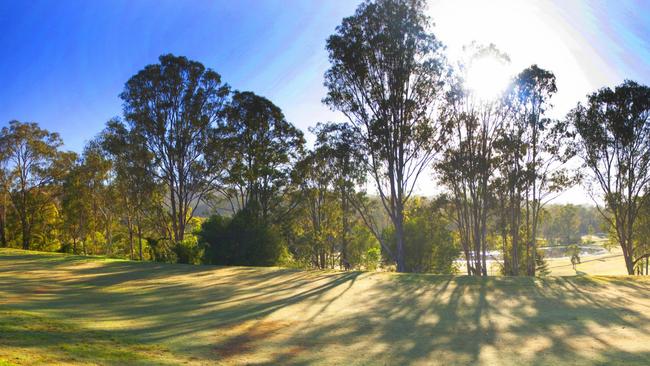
[539,204,604,247]
[1,0,649,275]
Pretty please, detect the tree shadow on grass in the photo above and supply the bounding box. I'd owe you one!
[0,250,649,365]
[253,276,650,366]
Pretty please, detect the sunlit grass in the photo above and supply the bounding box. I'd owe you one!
[0,248,648,365]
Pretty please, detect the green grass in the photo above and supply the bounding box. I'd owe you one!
[0,248,649,365]
[547,249,629,276]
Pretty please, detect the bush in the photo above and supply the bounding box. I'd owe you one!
[364,247,381,271]
[200,209,287,266]
[173,235,204,264]
[383,199,459,273]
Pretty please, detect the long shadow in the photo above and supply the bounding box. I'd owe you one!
[1,249,649,365]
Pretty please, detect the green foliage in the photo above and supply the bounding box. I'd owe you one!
[324,0,446,272]
[383,198,459,273]
[0,121,69,250]
[121,54,230,243]
[220,91,305,223]
[535,249,550,277]
[173,231,204,265]
[569,80,650,274]
[200,209,287,267]
[539,204,582,246]
[364,246,381,271]
[1,46,647,279]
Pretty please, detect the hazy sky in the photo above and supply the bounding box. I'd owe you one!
[1,0,648,203]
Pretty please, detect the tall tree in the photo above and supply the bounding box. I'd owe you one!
[324,0,446,272]
[219,91,305,223]
[568,80,650,275]
[494,65,575,275]
[312,122,367,269]
[633,196,650,275]
[81,142,118,255]
[507,65,574,275]
[437,45,511,276]
[0,121,64,250]
[293,151,338,269]
[61,156,87,254]
[120,54,230,244]
[0,157,8,247]
[100,119,158,260]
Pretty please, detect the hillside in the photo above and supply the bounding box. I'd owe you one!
[0,249,649,365]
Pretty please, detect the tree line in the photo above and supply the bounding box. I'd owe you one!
[1,0,649,275]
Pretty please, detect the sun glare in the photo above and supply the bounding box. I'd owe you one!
[465,55,513,101]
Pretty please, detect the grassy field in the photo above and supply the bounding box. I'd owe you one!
[0,249,649,365]
[547,247,629,276]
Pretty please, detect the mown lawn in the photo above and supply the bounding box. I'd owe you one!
[0,249,648,365]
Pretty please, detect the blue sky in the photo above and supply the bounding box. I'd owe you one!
[0,0,359,151]
[1,0,649,201]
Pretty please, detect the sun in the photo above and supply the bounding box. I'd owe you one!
[465,55,513,101]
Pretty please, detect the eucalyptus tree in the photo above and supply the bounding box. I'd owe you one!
[0,121,64,250]
[324,0,447,272]
[120,54,230,244]
[219,91,305,223]
[79,141,117,255]
[100,119,158,260]
[568,80,650,275]
[436,45,511,276]
[633,197,650,275]
[61,155,89,254]
[312,122,368,269]
[0,158,8,247]
[506,65,575,275]
[293,150,338,269]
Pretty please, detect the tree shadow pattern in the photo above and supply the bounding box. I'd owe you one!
[0,249,649,365]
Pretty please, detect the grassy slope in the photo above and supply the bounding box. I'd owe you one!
[547,236,629,276]
[0,249,648,366]
[547,248,628,276]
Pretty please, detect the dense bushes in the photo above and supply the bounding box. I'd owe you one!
[383,199,460,274]
[200,209,287,267]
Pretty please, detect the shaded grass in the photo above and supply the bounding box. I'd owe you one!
[0,248,649,365]
[0,308,180,365]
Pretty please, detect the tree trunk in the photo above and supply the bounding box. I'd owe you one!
[622,242,635,275]
[530,208,538,276]
[340,193,350,270]
[395,207,406,272]
[137,224,144,261]
[0,211,6,247]
[128,223,134,260]
[510,191,519,275]
[0,192,6,247]
[21,218,30,250]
